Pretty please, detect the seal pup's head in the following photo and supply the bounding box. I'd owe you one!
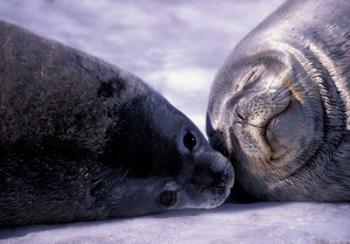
[100,78,234,216]
[0,20,234,225]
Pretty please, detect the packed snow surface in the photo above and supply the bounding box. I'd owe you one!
[1,203,350,244]
[1,1,349,243]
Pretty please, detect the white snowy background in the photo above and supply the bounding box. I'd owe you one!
[0,0,350,243]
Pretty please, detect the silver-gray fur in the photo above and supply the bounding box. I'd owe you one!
[0,21,234,226]
[207,0,350,201]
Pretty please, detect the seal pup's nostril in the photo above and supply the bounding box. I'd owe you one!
[211,172,227,188]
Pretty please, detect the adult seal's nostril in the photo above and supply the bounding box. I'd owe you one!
[235,107,246,122]
[159,190,177,207]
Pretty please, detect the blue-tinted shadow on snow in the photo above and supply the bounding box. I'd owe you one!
[0,202,293,240]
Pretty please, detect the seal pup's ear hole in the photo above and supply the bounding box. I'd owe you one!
[183,131,197,152]
[159,190,177,207]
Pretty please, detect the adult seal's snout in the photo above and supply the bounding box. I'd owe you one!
[207,0,350,202]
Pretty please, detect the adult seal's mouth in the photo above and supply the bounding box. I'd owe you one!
[231,86,292,161]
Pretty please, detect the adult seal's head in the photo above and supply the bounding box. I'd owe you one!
[0,21,234,226]
[207,0,350,202]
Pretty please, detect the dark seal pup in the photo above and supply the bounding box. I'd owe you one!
[0,21,234,226]
[207,0,350,201]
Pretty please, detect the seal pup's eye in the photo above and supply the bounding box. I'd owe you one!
[183,131,197,151]
[159,190,177,207]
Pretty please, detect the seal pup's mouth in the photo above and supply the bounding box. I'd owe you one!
[160,152,234,210]
[180,152,234,209]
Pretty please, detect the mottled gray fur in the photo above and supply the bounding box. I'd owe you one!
[207,0,350,201]
[0,21,234,226]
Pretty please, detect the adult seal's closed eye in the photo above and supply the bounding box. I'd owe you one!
[0,21,234,226]
[207,0,350,201]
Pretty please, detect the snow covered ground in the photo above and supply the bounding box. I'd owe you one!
[1,203,350,244]
[1,0,350,243]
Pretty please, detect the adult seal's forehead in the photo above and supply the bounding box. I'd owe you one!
[207,0,350,202]
[222,0,349,60]
[0,20,234,226]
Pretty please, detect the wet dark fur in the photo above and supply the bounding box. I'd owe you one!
[0,21,234,226]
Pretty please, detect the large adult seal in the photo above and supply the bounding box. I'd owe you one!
[0,21,234,226]
[207,0,350,201]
